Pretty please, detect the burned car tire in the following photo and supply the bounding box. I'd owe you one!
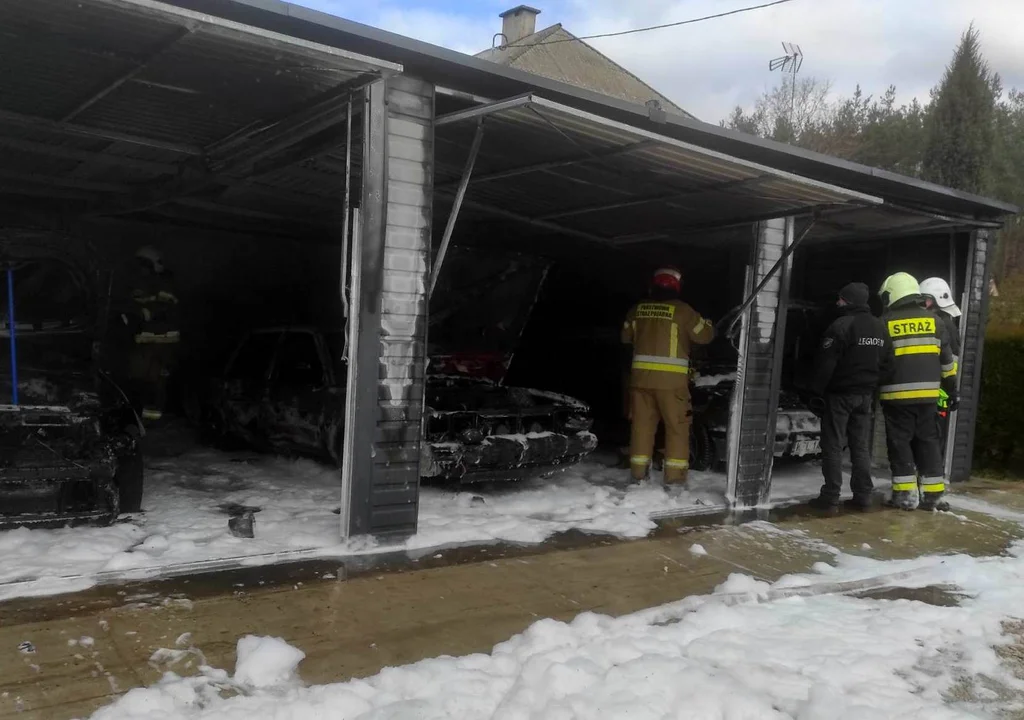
[115,436,145,513]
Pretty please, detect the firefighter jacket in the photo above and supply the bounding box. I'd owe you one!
[938,311,961,369]
[809,305,887,396]
[879,297,957,405]
[131,274,180,344]
[622,299,714,390]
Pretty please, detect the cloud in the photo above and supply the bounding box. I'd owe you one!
[296,0,1024,122]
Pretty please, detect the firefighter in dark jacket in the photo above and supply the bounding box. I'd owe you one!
[123,246,180,424]
[878,272,959,511]
[622,268,715,485]
[807,282,887,511]
[919,276,962,449]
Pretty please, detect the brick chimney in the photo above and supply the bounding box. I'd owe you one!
[499,5,541,45]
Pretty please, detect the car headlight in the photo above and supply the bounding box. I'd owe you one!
[564,415,593,432]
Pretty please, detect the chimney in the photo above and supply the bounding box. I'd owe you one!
[499,6,541,45]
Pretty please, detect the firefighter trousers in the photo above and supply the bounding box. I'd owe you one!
[128,343,178,423]
[629,387,690,484]
[883,403,945,510]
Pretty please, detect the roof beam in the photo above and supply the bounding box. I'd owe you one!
[434,139,656,190]
[0,169,129,195]
[610,203,856,241]
[535,176,773,221]
[92,85,362,216]
[0,136,177,174]
[60,26,194,122]
[0,108,202,156]
[435,188,615,246]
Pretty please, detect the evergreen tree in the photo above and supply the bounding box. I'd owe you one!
[921,24,1000,194]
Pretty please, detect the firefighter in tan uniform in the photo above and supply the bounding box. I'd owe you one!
[622,267,715,484]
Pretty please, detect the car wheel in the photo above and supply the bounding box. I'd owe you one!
[115,430,145,513]
[689,421,714,472]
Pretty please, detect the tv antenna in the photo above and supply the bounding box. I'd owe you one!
[769,42,803,136]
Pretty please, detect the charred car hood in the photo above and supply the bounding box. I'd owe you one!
[428,248,549,383]
[426,377,589,414]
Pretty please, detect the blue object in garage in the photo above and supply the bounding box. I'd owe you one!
[6,268,17,406]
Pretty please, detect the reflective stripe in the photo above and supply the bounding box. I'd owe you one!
[891,475,917,492]
[693,318,709,335]
[894,345,940,356]
[665,459,689,469]
[141,408,163,421]
[135,331,180,344]
[630,456,651,465]
[880,381,940,401]
[670,323,678,359]
[920,480,945,493]
[941,362,957,378]
[881,389,940,401]
[634,355,688,367]
[892,338,940,349]
[633,362,688,374]
[134,291,179,304]
[633,354,689,374]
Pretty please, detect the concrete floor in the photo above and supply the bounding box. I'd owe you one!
[2,484,1023,719]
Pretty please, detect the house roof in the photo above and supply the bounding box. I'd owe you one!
[476,24,694,120]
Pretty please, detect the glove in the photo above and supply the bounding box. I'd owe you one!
[946,395,960,412]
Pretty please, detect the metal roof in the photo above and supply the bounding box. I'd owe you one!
[0,0,1015,250]
[0,0,397,238]
[434,95,880,245]
[165,0,1018,221]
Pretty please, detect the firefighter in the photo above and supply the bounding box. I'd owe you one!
[878,272,958,511]
[622,267,715,484]
[919,277,962,448]
[807,282,887,511]
[124,246,180,424]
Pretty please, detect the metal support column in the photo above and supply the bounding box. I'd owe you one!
[725,217,794,508]
[949,229,993,483]
[428,118,484,298]
[340,76,435,541]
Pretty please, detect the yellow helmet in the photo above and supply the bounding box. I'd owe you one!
[878,272,920,307]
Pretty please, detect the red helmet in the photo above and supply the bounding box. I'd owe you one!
[652,267,682,293]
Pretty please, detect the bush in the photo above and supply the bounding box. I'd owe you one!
[974,326,1024,474]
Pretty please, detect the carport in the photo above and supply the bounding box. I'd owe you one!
[0,0,1017,550]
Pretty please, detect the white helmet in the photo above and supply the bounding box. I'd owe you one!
[919,277,960,317]
[135,245,165,274]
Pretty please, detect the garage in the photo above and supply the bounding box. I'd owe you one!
[0,0,1017,592]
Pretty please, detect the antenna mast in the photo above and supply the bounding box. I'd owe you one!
[769,42,803,137]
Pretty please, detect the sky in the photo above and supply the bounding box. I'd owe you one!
[292,0,1024,123]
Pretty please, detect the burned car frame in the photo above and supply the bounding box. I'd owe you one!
[189,247,597,482]
[0,230,144,528]
[198,327,597,483]
[687,299,829,471]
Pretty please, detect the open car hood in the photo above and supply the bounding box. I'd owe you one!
[428,247,549,383]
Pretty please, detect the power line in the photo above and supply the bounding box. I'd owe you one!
[502,0,797,49]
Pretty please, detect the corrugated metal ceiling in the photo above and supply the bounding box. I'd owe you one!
[434,96,882,245]
[0,0,397,237]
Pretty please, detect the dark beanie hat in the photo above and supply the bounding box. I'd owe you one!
[839,282,869,306]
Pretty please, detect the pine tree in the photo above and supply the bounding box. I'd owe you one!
[921,24,1000,194]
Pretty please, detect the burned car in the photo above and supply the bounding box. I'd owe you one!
[687,300,830,471]
[197,328,596,483]
[195,248,596,482]
[0,233,143,527]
